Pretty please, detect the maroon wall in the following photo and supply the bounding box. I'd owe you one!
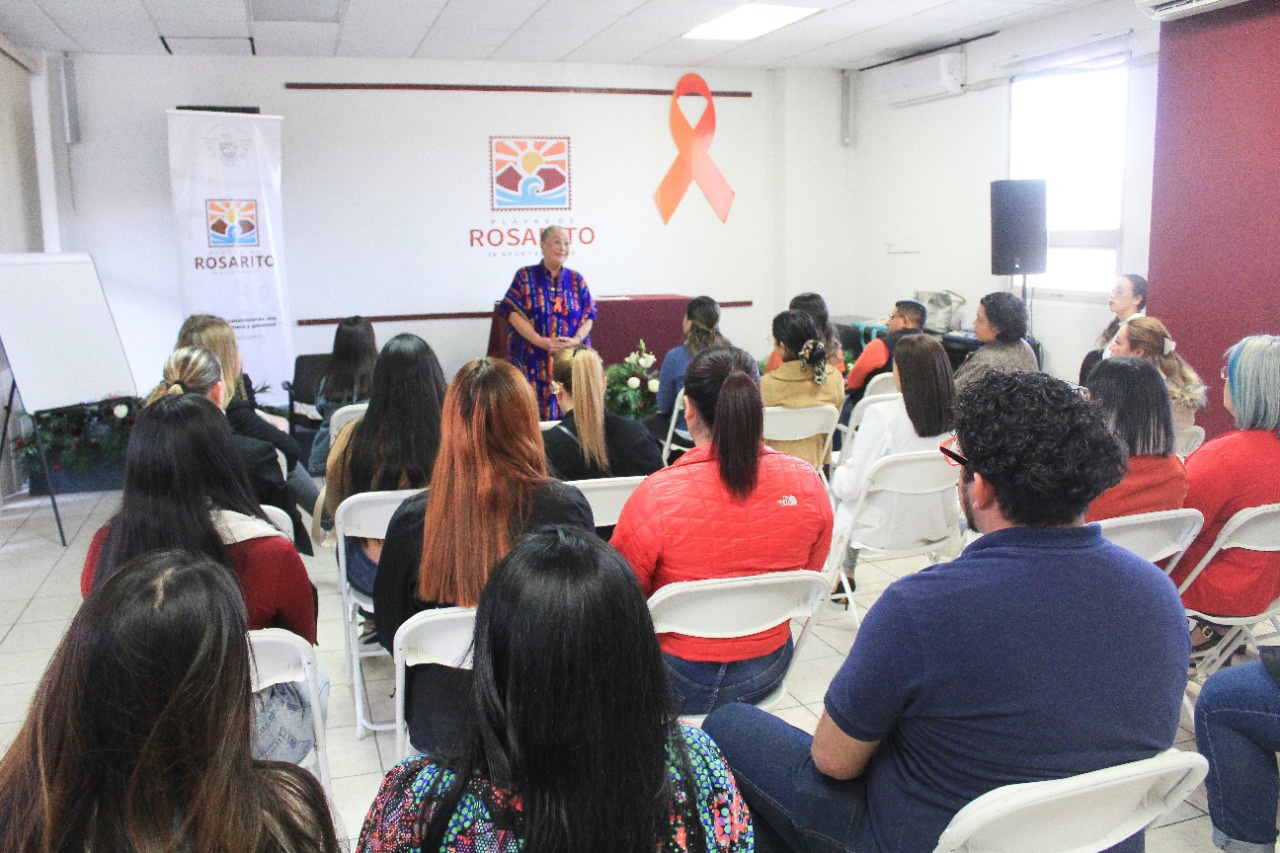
[1149,0,1280,438]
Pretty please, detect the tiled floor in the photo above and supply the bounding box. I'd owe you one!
[0,489,1216,850]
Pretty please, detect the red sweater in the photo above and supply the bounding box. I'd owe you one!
[1085,455,1187,524]
[83,526,317,644]
[1170,430,1280,616]
[611,444,833,661]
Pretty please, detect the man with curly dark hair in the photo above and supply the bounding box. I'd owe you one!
[705,371,1191,853]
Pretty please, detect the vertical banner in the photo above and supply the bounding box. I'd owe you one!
[167,109,293,404]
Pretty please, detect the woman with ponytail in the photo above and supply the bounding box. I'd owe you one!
[760,309,844,470]
[1109,316,1207,432]
[544,345,664,480]
[613,346,833,715]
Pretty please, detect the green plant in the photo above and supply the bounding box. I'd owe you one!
[11,397,140,475]
[604,341,660,421]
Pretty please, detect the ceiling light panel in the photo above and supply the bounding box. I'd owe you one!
[684,4,819,40]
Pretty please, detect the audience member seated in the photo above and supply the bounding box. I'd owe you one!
[760,309,844,470]
[80,394,324,764]
[1109,316,1207,433]
[1079,273,1147,384]
[145,346,308,552]
[373,358,593,756]
[612,347,832,716]
[307,315,377,475]
[1195,651,1280,853]
[831,335,956,580]
[0,550,340,852]
[704,371,1190,853]
[764,292,847,376]
[325,333,447,597]
[544,345,664,480]
[359,526,752,853]
[177,314,320,548]
[1084,356,1187,523]
[1171,335,1280,653]
[843,298,925,405]
[953,291,1039,390]
[651,295,758,453]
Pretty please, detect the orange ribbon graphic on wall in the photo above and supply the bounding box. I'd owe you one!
[655,73,735,224]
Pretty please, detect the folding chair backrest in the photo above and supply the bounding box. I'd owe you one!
[647,571,827,639]
[573,475,646,527]
[329,402,369,442]
[1096,508,1203,568]
[393,607,477,758]
[1177,502,1280,595]
[864,372,898,398]
[248,628,332,799]
[932,749,1208,853]
[661,388,686,464]
[290,354,330,407]
[762,405,840,443]
[539,419,561,431]
[863,450,959,497]
[849,393,901,432]
[335,488,425,544]
[262,504,294,538]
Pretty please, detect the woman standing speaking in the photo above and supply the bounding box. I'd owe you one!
[498,225,596,419]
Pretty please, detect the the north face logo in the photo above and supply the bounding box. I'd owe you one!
[778,495,798,507]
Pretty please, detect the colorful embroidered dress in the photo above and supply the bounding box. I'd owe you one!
[499,264,595,419]
[357,724,752,853]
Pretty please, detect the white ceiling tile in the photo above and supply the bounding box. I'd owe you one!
[251,0,344,24]
[618,0,744,35]
[636,37,738,67]
[33,0,161,53]
[561,23,675,64]
[337,0,444,57]
[142,0,248,38]
[164,35,254,55]
[413,26,511,59]
[0,0,80,51]
[430,0,544,30]
[251,20,339,55]
[488,27,599,62]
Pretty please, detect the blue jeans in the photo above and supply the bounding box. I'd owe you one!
[663,638,793,716]
[1196,661,1280,853]
[253,661,331,765]
[704,703,868,853]
[345,538,378,597]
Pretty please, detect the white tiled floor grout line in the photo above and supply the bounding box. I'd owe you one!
[0,489,1215,850]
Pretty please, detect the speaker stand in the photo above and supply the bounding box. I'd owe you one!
[1020,274,1032,337]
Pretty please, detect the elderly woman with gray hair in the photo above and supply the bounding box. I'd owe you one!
[498,225,597,419]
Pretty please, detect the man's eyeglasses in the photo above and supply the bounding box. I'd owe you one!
[939,435,969,467]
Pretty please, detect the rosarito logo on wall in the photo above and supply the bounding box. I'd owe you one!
[195,199,275,270]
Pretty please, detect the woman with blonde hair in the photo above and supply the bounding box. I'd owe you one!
[373,357,593,755]
[761,309,844,470]
[177,314,320,534]
[1109,315,1207,431]
[544,345,663,480]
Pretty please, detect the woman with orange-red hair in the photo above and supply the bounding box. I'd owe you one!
[373,357,593,756]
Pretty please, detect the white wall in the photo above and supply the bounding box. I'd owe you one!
[39,54,858,389]
[836,0,1161,380]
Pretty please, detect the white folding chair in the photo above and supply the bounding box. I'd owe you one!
[261,504,294,537]
[539,419,561,431]
[932,748,1208,853]
[335,487,425,738]
[762,405,840,485]
[393,606,477,760]
[833,392,902,466]
[647,570,828,726]
[1178,503,1280,678]
[864,372,898,398]
[1174,425,1205,457]
[329,402,368,442]
[1096,508,1204,571]
[661,388,686,465]
[828,450,962,617]
[572,475,646,527]
[248,628,333,802]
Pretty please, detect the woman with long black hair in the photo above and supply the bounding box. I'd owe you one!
[760,309,843,470]
[307,315,378,474]
[325,333,447,595]
[2,550,340,852]
[359,526,751,853]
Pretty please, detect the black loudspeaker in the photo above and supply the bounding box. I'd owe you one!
[991,180,1047,275]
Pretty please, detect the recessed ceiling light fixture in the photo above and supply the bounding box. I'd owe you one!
[682,4,819,41]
